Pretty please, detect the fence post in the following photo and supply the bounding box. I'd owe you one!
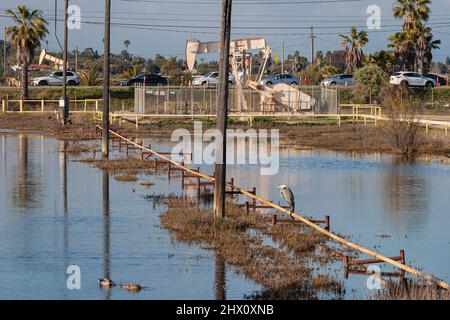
[41,99,45,112]
[20,100,23,113]
[1,99,5,113]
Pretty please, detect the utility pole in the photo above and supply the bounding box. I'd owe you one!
[102,0,111,159]
[281,41,284,74]
[3,27,6,85]
[61,0,69,125]
[310,26,316,64]
[214,0,232,219]
[75,46,78,72]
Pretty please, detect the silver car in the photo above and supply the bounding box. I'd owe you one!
[32,71,80,86]
[260,74,299,86]
[321,74,354,86]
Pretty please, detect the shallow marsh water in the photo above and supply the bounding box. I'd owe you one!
[1,131,450,299]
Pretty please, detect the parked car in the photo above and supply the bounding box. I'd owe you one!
[260,74,299,86]
[389,71,435,88]
[192,72,235,86]
[120,73,168,86]
[423,73,447,87]
[321,74,354,86]
[32,71,80,86]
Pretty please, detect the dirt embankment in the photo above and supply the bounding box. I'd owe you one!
[2,113,450,156]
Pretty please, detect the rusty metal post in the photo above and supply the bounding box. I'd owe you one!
[252,187,256,208]
[325,215,330,231]
[245,201,249,215]
[181,168,185,187]
[272,214,277,226]
[343,256,349,279]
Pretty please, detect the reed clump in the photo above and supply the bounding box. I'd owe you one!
[114,174,138,182]
[369,280,450,300]
[63,143,98,154]
[161,198,343,299]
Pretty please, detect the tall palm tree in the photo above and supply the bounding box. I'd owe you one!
[388,32,410,71]
[123,39,131,52]
[416,25,440,73]
[393,0,431,32]
[339,26,369,73]
[5,6,48,100]
[391,0,432,71]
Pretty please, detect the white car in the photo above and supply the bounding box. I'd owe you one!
[192,72,235,86]
[389,71,435,88]
[32,71,80,86]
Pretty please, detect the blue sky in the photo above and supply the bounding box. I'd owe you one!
[1,0,449,62]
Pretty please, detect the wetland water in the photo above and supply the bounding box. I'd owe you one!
[1,131,450,299]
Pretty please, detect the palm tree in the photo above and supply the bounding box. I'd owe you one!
[393,0,431,33]
[391,0,432,71]
[5,6,48,100]
[388,32,410,71]
[123,40,131,52]
[365,50,395,73]
[339,26,368,73]
[416,25,440,73]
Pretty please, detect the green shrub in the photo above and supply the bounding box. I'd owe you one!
[353,64,388,104]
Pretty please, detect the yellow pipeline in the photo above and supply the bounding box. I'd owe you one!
[99,126,450,290]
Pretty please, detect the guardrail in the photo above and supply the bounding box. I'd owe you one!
[1,98,103,113]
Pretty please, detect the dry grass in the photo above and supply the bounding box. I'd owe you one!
[114,174,138,182]
[369,280,450,300]
[78,158,155,172]
[62,143,98,154]
[161,198,343,300]
[140,180,154,188]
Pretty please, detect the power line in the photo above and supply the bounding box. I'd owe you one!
[116,0,365,4]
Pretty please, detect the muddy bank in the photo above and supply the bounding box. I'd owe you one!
[2,113,450,156]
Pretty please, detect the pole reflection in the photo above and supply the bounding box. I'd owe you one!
[102,170,111,300]
[214,253,226,300]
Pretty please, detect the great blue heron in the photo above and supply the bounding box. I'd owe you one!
[278,185,295,211]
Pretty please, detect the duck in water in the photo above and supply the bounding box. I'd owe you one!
[98,278,116,288]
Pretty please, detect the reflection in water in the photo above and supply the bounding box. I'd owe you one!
[383,158,429,230]
[10,135,43,210]
[102,170,111,300]
[60,141,69,213]
[214,253,226,300]
[60,141,69,299]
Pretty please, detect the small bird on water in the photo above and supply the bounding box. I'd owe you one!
[277,185,295,212]
[98,278,116,288]
[121,283,142,292]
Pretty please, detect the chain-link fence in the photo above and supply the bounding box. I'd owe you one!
[134,84,338,115]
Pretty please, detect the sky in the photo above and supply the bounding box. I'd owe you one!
[1,0,449,62]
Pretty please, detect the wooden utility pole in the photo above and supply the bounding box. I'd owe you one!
[61,0,69,124]
[75,46,78,72]
[102,0,111,158]
[214,0,232,219]
[3,27,6,85]
[310,26,315,64]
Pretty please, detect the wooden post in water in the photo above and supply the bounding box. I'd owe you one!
[214,0,232,219]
